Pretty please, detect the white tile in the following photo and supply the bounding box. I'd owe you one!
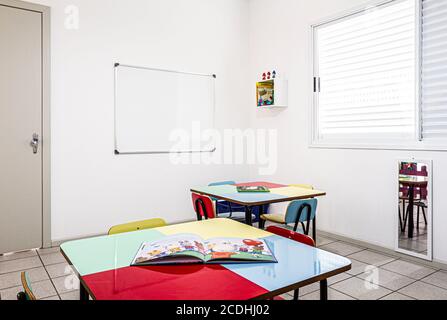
[331,277,392,300]
[300,288,355,300]
[380,292,415,300]
[60,290,80,300]
[0,256,42,274]
[357,268,415,291]
[0,267,49,290]
[45,262,74,279]
[421,270,447,290]
[345,259,369,276]
[40,252,67,266]
[298,282,320,296]
[347,250,396,267]
[0,250,37,262]
[399,281,447,300]
[328,272,352,285]
[278,293,293,300]
[52,275,80,295]
[41,295,60,300]
[382,260,437,280]
[316,236,337,247]
[0,285,22,300]
[319,242,365,256]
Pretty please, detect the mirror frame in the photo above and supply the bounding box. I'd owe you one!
[395,159,433,261]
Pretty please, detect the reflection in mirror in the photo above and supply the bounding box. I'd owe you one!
[397,160,432,260]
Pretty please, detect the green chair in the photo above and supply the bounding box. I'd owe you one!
[259,198,318,241]
[17,272,36,300]
[108,218,167,235]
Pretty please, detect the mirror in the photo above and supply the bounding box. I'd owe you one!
[397,160,432,260]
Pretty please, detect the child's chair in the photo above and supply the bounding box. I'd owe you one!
[259,198,318,241]
[17,272,37,300]
[192,192,216,220]
[267,226,317,300]
[108,218,167,235]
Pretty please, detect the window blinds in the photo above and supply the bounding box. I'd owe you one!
[315,0,417,139]
[421,0,447,139]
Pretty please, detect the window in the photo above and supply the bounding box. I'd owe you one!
[312,0,421,148]
[421,0,447,140]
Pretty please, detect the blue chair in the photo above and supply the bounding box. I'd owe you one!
[259,199,318,241]
[208,181,268,222]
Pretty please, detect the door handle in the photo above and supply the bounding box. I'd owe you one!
[30,133,39,154]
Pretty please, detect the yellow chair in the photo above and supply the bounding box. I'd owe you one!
[108,218,167,235]
[260,184,314,226]
[17,272,36,300]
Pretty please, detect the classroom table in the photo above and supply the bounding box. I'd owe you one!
[61,218,351,300]
[399,175,428,239]
[190,181,326,226]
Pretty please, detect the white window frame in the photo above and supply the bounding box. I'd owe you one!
[309,0,447,151]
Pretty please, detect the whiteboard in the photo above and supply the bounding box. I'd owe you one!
[114,64,216,154]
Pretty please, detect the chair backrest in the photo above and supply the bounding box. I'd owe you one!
[284,199,318,225]
[289,184,314,190]
[192,193,216,220]
[17,272,36,300]
[208,181,236,187]
[108,218,167,235]
[266,226,315,247]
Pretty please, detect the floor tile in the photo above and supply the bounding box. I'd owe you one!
[345,259,369,276]
[327,272,352,285]
[316,236,337,247]
[331,277,392,300]
[0,267,48,290]
[60,290,80,300]
[0,256,42,274]
[37,247,61,256]
[382,259,437,280]
[319,241,365,256]
[398,281,447,300]
[52,275,80,295]
[0,280,56,300]
[421,270,447,290]
[279,292,293,300]
[41,295,61,300]
[40,252,67,266]
[0,250,37,262]
[300,288,355,300]
[380,292,415,300]
[45,262,74,279]
[348,250,396,266]
[357,268,415,291]
[297,282,320,296]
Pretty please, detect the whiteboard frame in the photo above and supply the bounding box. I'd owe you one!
[113,63,217,155]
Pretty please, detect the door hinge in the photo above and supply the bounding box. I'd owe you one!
[313,77,321,93]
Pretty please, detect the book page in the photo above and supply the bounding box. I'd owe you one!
[131,234,206,265]
[204,238,276,263]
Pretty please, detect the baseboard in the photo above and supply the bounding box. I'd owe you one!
[318,229,447,270]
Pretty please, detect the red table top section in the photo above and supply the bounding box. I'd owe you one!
[235,181,287,189]
[82,265,269,300]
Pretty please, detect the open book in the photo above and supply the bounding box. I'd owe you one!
[131,234,277,266]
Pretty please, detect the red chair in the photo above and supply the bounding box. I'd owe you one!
[191,193,216,221]
[267,226,321,300]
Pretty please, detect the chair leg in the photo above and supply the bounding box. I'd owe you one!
[417,206,420,231]
[258,218,266,230]
[422,206,427,225]
[293,289,299,300]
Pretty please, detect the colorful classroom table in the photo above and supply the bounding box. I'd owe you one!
[60,218,351,300]
[190,181,326,226]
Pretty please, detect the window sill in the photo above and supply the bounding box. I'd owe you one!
[309,141,447,152]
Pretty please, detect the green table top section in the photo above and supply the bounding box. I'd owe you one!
[61,229,165,276]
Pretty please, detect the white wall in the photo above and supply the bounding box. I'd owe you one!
[248,0,447,264]
[28,0,251,242]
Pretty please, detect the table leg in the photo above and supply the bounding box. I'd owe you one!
[320,279,328,301]
[408,185,414,239]
[245,206,253,226]
[80,283,89,301]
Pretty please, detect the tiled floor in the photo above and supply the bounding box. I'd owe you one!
[1,235,446,300]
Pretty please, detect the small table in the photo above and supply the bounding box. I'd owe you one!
[191,181,326,226]
[61,219,351,300]
[399,175,428,238]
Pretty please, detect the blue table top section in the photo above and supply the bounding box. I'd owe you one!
[222,235,352,292]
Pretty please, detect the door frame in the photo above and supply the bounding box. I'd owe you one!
[0,0,51,249]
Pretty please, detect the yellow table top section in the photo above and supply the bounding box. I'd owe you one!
[158,218,272,239]
[272,186,326,198]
